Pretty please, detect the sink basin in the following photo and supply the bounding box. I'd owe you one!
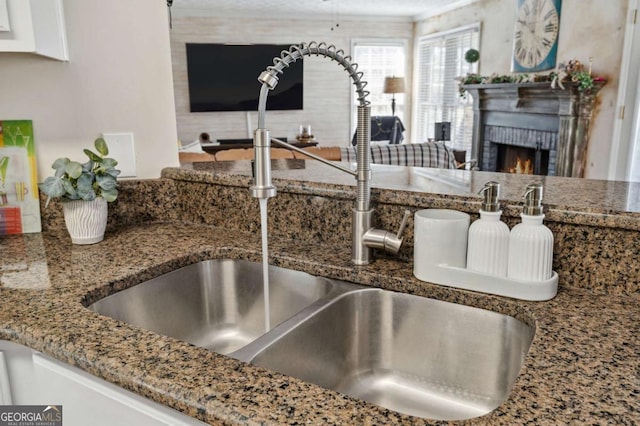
[89,259,338,354]
[90,259,534,420]
[247,288,534,421]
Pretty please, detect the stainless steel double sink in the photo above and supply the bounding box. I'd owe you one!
[89,259,534,421]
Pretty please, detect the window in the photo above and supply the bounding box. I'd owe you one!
[352,40,407,139]
[413,25,479,159]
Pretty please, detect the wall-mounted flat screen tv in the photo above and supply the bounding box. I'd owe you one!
[186,43,304,112]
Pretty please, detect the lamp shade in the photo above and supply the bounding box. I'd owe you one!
[383,76,405,94]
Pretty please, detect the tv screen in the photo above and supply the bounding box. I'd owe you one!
[186,43,304,112]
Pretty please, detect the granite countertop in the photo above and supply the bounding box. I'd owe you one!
[1,163,639,424]
[187,160,640,216]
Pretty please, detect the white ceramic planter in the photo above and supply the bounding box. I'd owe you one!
[62,198,108,245]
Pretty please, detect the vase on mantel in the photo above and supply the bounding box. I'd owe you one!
[62,198,108,245]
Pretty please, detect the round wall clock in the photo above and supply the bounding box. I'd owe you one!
[512,0,562,72]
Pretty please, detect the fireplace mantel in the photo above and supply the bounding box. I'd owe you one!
[462,81,605,178]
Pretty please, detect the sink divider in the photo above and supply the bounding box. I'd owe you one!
[229,287,370,363]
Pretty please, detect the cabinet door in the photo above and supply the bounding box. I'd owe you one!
[0,341,206,426]
[32,354,207,426]
[29,0,68,60]
[0,0,68,60]
[0,0,10,32]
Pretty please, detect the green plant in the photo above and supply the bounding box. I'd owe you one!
[39,137,120,207]
[571,71,595,93]
[457,66,602,98]
[464,48,480,64]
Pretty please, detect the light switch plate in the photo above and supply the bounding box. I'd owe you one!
[102,132,136,178]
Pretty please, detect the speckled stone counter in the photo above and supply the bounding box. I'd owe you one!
[168,162,640,297]
[1,162,639,425]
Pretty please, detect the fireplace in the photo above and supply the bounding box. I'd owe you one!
[462,81,604,178]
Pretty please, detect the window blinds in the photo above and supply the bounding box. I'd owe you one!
[414,26,479,160]
[353,42,406,118]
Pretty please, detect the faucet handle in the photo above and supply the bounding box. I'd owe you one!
[362,209,411,255]
[396,210,411,239]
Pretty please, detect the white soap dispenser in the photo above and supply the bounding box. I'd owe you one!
[507,183,554,281]
[466,181,510,277]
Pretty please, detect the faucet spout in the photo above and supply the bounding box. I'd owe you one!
[251,41,407,264]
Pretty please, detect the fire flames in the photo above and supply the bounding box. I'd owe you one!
[508,157,533,174]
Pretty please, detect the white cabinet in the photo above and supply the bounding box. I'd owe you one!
[0,0,68,60]
[0,340,206,426]
[0,1,10,32]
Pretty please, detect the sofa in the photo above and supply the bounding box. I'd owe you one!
[339,142,456,169]
[179,142,457,169]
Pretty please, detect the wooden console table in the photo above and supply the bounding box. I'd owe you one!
[202,141,318,154]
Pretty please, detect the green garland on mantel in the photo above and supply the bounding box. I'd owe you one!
[458,68,605,98]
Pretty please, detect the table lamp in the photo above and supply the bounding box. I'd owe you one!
[383,76,405,116]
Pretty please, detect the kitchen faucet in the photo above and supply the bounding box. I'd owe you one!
[250,41,409,265]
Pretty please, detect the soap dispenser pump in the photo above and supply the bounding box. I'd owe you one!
[466,181,510,277]
[507,183,554,281]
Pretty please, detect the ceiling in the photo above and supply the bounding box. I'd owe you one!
[169,0,479,21]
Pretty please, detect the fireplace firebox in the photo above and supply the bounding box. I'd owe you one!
[496,144,549,175]
[482,125,557,175]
